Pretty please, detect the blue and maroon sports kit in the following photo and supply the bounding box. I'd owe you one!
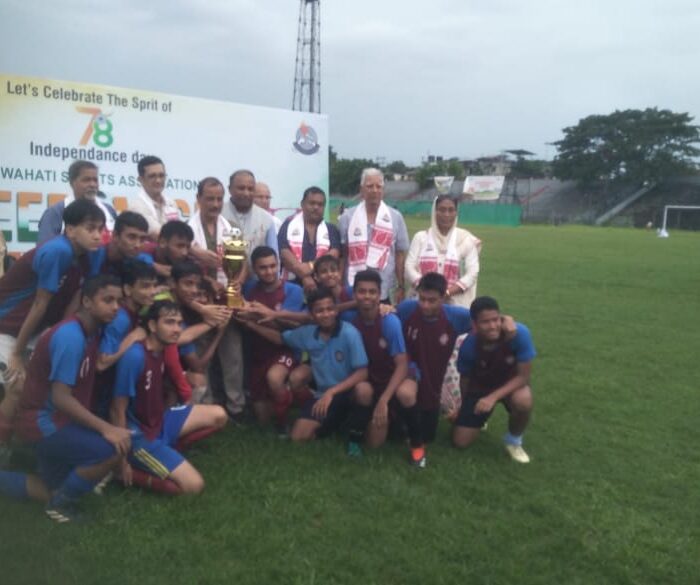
[396,300,471,441]
[455,323,536,428]
[0,236,89,337]
[396,300,471,411]
[16,317,115,488]
[88,246,153,277]
[113,342,192,477]
[341,310,406,391]
[243,280,304,402]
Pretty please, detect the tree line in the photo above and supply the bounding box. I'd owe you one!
[330,108,700,196]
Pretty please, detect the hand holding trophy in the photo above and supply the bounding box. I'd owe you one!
[222,227,248,309]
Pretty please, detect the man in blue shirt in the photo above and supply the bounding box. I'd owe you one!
[242,287,370,455]
[454,296,536,463]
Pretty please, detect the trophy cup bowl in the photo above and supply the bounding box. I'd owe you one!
[222,229,248,309]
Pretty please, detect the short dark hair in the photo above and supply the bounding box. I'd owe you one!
[197,177,224,198]
[251,245,277,266]
[137,155,164,177]
[435,195,458,210]
[144,299,181,327]
[159,220,194,243]
[417,272,447,296]
[68,160,98,183]
[470,296,500,321]
[115,211,149,235]
[313,254,339,275]
[352,269,382,291]
[82,274,121,299]
[302,186,326,202]
[63,198,106,227]
[122,260,157,287]
[171,260,202,282]
[228,169,255,186]
[307,286,335,310]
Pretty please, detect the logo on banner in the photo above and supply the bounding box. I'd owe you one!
[293,122,320,155]
[77,107,114,148]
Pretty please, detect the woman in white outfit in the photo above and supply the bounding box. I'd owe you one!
[405,196,481,307]
[405,195,482,414]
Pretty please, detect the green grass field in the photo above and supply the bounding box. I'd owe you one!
[2,223,699,585]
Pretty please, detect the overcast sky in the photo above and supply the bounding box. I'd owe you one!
[2,0,698,164]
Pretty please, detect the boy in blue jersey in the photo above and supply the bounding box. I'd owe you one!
[110,301,227,495]
[89,211,153,277]
[239,247,305,430]
[454,296,536,463]
[0,199,105,465]
[242,288,369,455]
[341,270,427,467]
[6,275,132,522]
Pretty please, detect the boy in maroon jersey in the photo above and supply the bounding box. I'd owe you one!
[110,300,227,495]
[340,270,427,467]
[7,275,132,521]
[0,199,105,466]
[239,247,305,432]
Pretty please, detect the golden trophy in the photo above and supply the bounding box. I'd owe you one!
[222,228,248,309]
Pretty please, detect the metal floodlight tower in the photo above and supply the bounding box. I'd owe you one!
[292,0,321,113]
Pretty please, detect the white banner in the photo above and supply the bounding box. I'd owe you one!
[0,74,329,252]
[433,176,454,195]
[463,175,505,201]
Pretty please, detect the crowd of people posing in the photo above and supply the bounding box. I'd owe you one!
[0,157,536,522]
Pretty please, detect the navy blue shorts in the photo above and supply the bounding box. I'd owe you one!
[130,405,193,479]
[36,424,117,489]
[456,394,510,428]
[299,392,352,438]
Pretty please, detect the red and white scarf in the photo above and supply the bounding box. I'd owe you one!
[418,198,461,286]
[347,201,393,285]
[419,228,460,286]
[284,212,330,280]
[188,210,235,286]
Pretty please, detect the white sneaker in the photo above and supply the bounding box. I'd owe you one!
[504,443,530,464]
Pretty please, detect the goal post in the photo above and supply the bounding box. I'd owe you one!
[658,205,700,238]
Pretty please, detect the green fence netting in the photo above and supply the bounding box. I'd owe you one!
[329,198,521,226]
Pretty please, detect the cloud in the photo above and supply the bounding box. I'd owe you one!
[2,0,700,163]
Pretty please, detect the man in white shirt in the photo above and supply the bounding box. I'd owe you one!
[129,155,180,240]
[222,170,278,265]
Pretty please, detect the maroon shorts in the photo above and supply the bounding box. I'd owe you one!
[249,351,297,402]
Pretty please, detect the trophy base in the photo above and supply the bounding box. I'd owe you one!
[226,293,244,310]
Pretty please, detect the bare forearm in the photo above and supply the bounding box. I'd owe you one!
[109,399,128,429]
[53,385,111,435]
[281,249,310,280]
[245,321,284,345]
[179,322,213,345]
[326,367,368,397]
[394,251,406,286]
[197,327,226,366]
[13,296,51,356]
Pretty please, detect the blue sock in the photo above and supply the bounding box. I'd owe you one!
[503,432,523,446]
[55,470,96,502]
[0,470,29,500]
